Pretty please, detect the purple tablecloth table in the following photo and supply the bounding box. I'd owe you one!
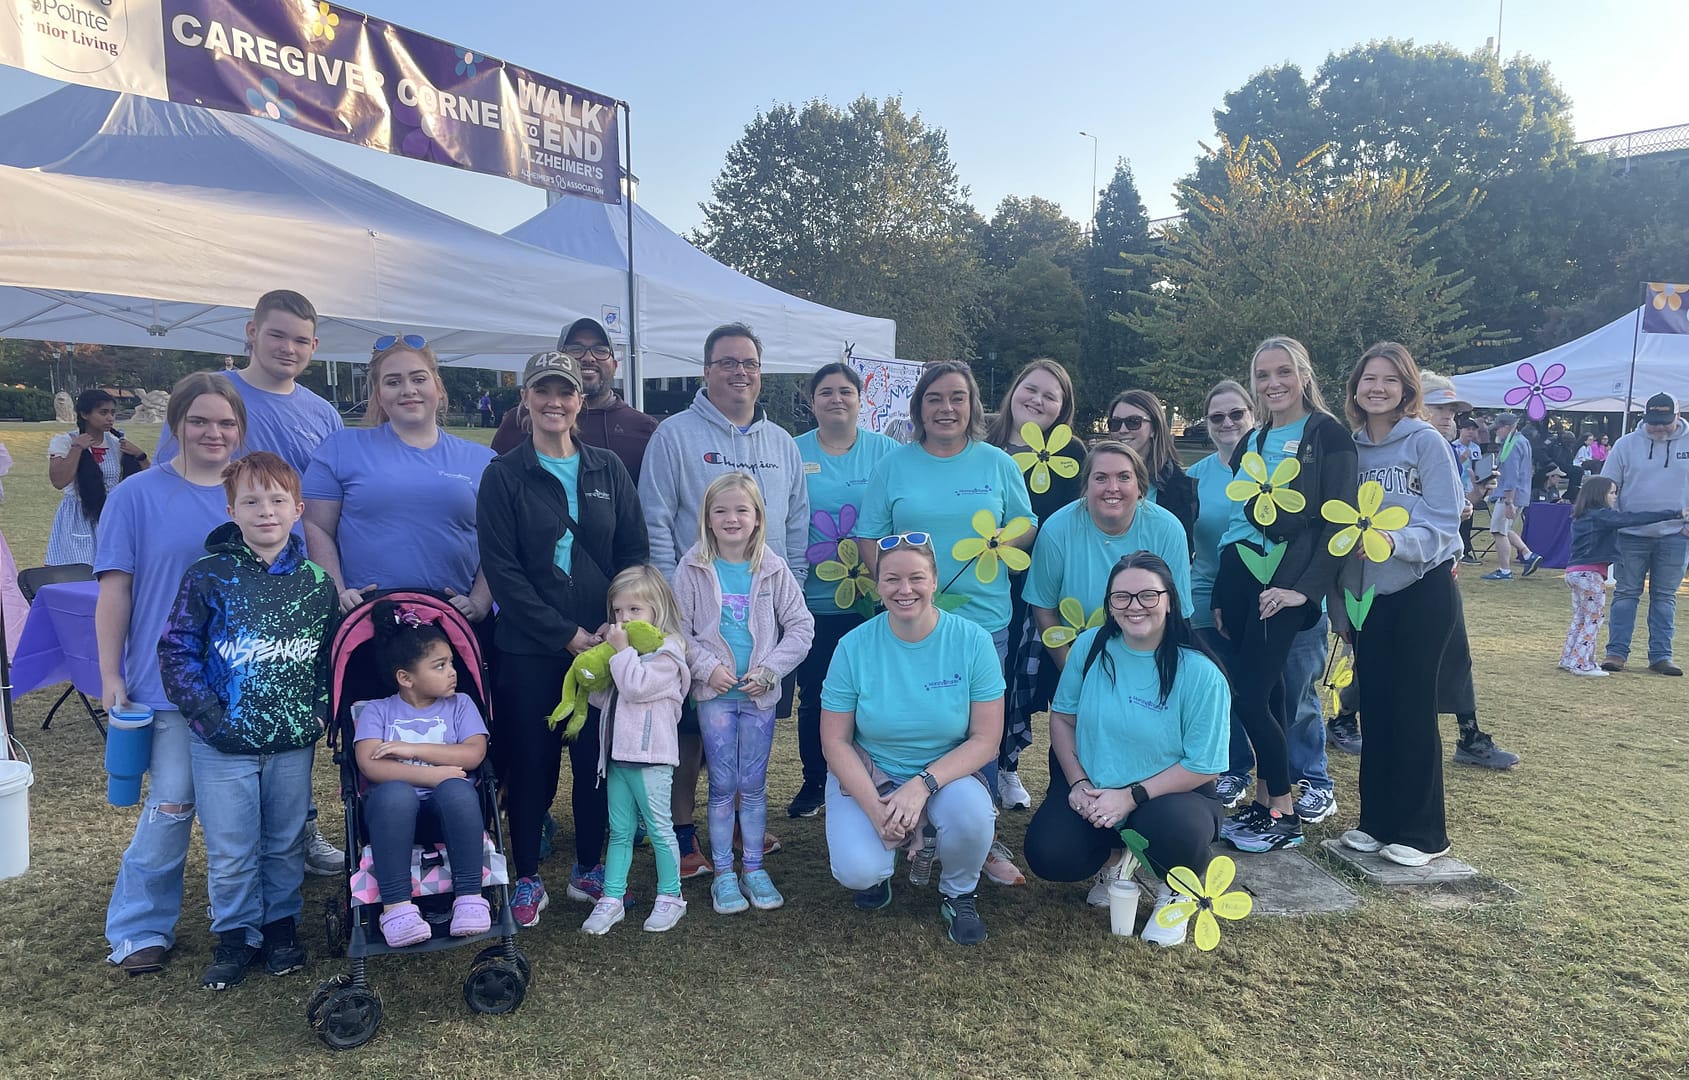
[1522,501,1573,570]
[11,580,106,736]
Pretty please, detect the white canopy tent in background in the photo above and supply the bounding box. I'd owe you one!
[504,196,896,373]
[1452,307,1689,413]
[0,85,637,372]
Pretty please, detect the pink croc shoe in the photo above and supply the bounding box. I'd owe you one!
[379,902,431,947]
[451,895,492,937]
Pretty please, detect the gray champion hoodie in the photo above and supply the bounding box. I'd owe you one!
[1602,417,1689,539]
[636,387,810,583]
[1340,417,1464,606]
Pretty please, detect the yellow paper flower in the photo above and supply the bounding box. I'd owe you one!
[1039,595,1105,649]
[307,2,340,40]
[1650,282,1685,312]
[1322,651,1354,716]
[1225,452,1306,527]
[1322,481,1409,562]
[952,509,1032,584]
[814,539,877,610]
[1154,854,1253,951]
[1012,422,1080,495]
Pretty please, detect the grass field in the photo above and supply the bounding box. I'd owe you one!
[1,420,1686,1079]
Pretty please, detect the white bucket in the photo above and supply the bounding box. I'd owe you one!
[0,753,35,881]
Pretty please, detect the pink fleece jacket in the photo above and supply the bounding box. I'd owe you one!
[588,636,687,772]
[674,542,815,709]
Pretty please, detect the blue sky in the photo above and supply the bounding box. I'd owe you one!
[0,0,1676,238]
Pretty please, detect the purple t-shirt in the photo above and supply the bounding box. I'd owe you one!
[302,426,494,594]
[156,370,342,474]
[93,463,231,710]
[354,691,488,799]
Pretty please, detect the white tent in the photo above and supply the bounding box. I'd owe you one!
[1452,307,1689,412]
[504,197,897,375]
[0,85,626,370]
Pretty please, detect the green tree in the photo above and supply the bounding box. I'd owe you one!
[695,96,984,360]
[979,195,1084,273]
[1080,161,1154,419]
[971,253,1085,405]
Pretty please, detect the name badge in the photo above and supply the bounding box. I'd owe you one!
[1282,440,1300,456]
[803,462,821,475]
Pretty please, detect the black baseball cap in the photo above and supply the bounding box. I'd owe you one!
[1644,393,1679,425]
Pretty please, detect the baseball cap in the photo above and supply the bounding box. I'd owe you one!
[1493,412,1520,428]
[557,317,612,351]
[1419,373,1471,410]
[1644,392,1679,425]
[521,350,583,391]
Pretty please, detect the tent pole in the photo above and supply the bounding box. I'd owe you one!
[620,101,642,412]
[1624,283,1644,431]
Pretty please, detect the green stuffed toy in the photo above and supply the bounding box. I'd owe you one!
[545,620,666,740]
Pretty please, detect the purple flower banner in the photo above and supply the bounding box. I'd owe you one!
[0,0,622,203]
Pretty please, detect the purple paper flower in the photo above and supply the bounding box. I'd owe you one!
[1503,362,1572,421]
[806,505,859,565]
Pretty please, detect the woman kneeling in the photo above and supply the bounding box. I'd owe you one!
[1024,553,1230,947]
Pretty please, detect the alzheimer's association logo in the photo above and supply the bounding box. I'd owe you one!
[17,0,129,74]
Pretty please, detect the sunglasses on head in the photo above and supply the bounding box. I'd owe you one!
[1107,414,1149,432]
[1206,408,1249,426]
[374,333,427,352]
[877,532,932,551]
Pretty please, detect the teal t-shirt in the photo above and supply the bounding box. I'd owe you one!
[821,610,1005,779]
[535,450,581,573]
[1023,499,1193,627]
[1187,451,1235,629]
[858,440,1038,634]
[797,428,898,613]
[1051,629,1231,788]
[716,559,754,701]
[1218,417,1308,552]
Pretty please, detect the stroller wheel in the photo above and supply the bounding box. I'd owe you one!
[463,956,527,1015]
[472,944,531,984]
[312,983,383,1051]
[306,974,351,1029]
[322,897,347,959]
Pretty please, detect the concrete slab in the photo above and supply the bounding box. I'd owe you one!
[1130,844,1361,917]
[1319,839,1478,885]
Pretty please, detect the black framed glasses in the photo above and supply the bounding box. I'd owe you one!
[710,357,762,373]
[877,532,932,551]
[1107,414,1149,432]
[562,343,615,362]
[1107,589,1168,610]
[1206,408,1250,427]
[374,333,427,352]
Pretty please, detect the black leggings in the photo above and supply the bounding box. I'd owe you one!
[1213,544,1314,798]
[493,651,607,878]
[1025,774,1222,881]
[789,612,863,789]
[1355,563,1456,853]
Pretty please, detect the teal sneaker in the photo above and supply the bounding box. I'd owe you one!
[711,871,749,914]
[741,869,785,911]
[940,892,988,946]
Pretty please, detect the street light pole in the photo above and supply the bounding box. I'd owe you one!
[1078,131,1099,236]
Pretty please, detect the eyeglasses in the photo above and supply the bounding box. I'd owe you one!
[877,532,932,551]
[1206,408,1250,427]
[1107,415,1149,432]
[374,333,427,352]
[1107,589,1168,610]
[562,343,615,362]
[710,357,762,373]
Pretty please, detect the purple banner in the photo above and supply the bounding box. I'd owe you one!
[161,0,620,202]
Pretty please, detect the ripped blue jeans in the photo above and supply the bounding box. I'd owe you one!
[697,697,776,873]
[106,708,196,962]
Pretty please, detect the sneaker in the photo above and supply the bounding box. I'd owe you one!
[711,871,750,915]
[679,848,713,878]
[1326,713,1362,756]
[1460,553,1483,565]
[853,879,893,911]
[538,812,557,861]
[643,894,687,932]
[1218,802,1270,843]
[1600,655,1626,673]
[566,863,606,903]
[510,875,549,928]
[1520,552,1544,577]
[1481,569,1514,580]
[304,826,345,876]
[786,782,825,818]
[1293,780,1338,825]
[580,897,625,935]
[1226,805,1304,852]
[940,892,988,946]
[1214,773,1250,809]
[1571,666,1610,678]
[1340,829,1382,853]
[379,901,431,947]
[200,930,258,991]
[732,824,782,857]
[1650,659,1684,676]
[450,895,492,937]
[741,868,785,911]
[1140,885,1186,947]
[983,839,1026,886]
[998,770,1032,810]
[1380,842,1451,867]
[1454,733,1522,769]
[1085,858,1126,908]
[260,918,306,976]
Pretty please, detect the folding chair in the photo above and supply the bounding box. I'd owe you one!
[17,564,107,739]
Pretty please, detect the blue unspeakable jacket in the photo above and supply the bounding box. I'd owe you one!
[158,522,339,755]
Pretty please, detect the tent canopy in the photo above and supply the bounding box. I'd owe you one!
[505,197,896,374]
[0,85,627,371]
[1452,308,1689,413]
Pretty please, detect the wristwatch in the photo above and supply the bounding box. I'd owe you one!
[1129,782,1150,807]
[918,770,940,796]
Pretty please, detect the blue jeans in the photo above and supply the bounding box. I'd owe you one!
[984,627,1008,798]
[365,777,485,906]
[1210,615,1333,791]
[1606,532,1689,664]
[825,772,995,897]
[188,735,314,945]
[105,708,195,963]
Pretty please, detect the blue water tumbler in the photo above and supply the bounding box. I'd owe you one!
[105,705,155,807]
